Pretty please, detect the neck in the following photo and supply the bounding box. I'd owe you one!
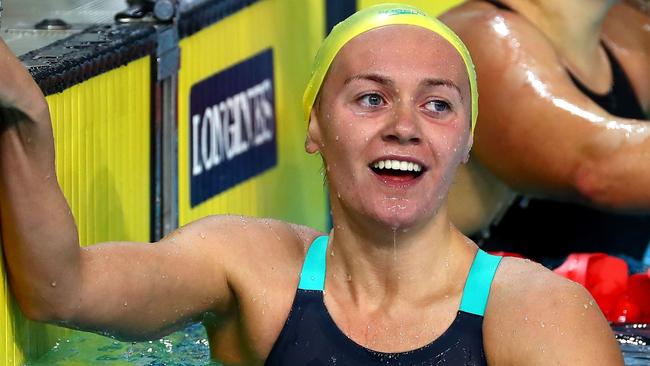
[505,0,617,64]
[325,204,475,307]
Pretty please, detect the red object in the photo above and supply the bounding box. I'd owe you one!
[613,297,641,323]
[553,253,629,322]
[626,272,650,323]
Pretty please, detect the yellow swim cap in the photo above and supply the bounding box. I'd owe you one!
[303,3,478,135]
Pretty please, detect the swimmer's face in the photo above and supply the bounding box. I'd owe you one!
[306,25,473,230]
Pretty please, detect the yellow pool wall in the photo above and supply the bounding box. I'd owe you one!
[0,56,152,365]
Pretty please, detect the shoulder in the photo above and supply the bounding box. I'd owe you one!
[174,216,325,360]
[441,2,561,68]
[483,257,623,365]
[164,215,324,283]
[440,2,574,119]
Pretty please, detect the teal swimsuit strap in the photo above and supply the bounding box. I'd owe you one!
[459,249,503,316]
[297,236,503,315]
[298,235,329,291]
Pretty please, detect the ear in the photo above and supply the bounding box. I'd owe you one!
[462,133,474,164]
[305,107,323,154]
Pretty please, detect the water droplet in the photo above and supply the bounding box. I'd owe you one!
[199,232,206,239]
[392,229,398,261]
[50,281,57,288]
[123,301,128,307]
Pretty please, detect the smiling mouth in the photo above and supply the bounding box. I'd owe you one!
[370,159,425,181]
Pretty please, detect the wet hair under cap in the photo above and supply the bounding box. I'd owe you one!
[303,3,479,135]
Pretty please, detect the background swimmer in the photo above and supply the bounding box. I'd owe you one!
[0,4,623,365]
[443,0,650,264]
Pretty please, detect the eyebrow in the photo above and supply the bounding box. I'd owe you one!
[344,73,394,87]
[344,73,463,101]
[422,78,463,101]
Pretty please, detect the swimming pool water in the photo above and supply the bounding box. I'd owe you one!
[27,323,219,366]
[614,324,650,366]
[27,323,650,365]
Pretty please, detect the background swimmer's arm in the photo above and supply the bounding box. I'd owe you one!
[448,160,516,235]
[442,9,650,211]
[483,258,624,365]
[0,39,305,341]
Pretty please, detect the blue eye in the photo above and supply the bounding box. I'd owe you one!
[425,100,449,113]
[360,93,384,107]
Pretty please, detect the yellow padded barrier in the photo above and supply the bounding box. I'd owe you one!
[0,56,152,365]
[178,0,328,229]
[358,0,464,16]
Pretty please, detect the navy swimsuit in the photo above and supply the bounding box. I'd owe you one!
[477,0,650,263]
[265,236,502,365]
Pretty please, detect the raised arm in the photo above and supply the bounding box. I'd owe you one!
[0,38,309,341]
[442,6,650,211]
[0,37,235,339]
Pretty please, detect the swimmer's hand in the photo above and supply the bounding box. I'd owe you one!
[0,38,50,129]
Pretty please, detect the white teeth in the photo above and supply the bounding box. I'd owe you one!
[372,159,423,173]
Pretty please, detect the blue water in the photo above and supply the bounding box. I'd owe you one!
[614,324,650,365]
[28,323,649,365]
[27,323,220,366]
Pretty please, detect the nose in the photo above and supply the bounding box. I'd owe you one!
[383,103,421,145]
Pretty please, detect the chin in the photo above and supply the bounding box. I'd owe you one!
[371,204,435,231]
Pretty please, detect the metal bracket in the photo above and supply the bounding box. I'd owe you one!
[115,0,180,81]
[119,1,182,240]
[116,0,176,24]
[155,25,179,81]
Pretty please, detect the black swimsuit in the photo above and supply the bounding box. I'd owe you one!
[265,236,502,365]
[477,0,650,262]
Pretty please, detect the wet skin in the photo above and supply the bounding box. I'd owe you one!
[0,23,623,366]
[307,25,473,237]
[304,25,478,355]
[443,0,650,235]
